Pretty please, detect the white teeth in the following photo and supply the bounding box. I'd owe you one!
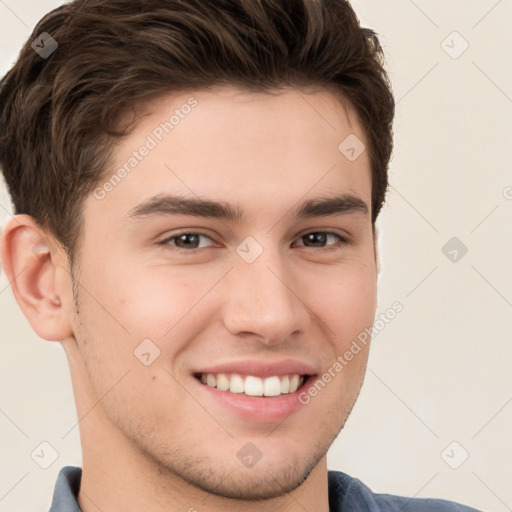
[280,375,290,394]
[198,373,305,397]
[289,374,300,393]
[216,373,230,391]
[229,374,245,393]
[263,376,282,397]
[245,376,263,396]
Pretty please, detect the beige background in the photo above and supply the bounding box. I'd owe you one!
[1,0,511,510]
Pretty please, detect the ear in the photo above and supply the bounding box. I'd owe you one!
[373,224,382,276]
[1,214,74,341]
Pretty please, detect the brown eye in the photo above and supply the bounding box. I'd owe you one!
[296,231,346,249]
[160,232,214,251]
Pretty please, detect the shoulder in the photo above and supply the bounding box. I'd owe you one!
[328,470,483,512]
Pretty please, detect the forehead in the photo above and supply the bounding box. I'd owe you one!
[86,86,372,227]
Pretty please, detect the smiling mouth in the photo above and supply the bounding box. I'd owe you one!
[194,372,311,397]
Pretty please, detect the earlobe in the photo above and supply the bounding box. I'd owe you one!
[1,215,74,341]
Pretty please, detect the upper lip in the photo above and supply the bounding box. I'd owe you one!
[193,359,318,379]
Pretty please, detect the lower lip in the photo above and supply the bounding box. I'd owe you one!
[193,375,315,423]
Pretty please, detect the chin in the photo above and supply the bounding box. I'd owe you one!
[141,427,339,501]
[173,454,320,501]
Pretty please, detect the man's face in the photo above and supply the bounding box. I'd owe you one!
[66,86,377,499]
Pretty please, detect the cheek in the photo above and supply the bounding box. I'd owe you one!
[83,259,219,340]
[70,267,191,420]
[302,258,377,342]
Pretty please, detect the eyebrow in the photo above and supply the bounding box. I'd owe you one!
[127,193,369,222]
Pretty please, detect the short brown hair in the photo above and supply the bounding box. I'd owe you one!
[0,0,394,266]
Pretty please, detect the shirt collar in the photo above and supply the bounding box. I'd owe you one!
[48,466,82,512]
[48,466,356,511]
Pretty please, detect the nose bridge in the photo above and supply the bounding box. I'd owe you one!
[222,243,308,343]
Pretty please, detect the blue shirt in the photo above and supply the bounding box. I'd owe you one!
[48,466,483,511]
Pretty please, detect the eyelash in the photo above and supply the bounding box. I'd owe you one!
[158,230,349,254]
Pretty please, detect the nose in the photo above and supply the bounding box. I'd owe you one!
[221,247,310,346]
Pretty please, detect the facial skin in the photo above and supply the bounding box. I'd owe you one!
[2,86,379,512]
